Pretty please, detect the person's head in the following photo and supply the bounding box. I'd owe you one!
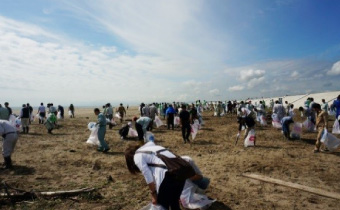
[181,104,186,110]
[169,104,173,108]
[27,103,30,106]
[298,106,304,112]
[275,100,279,104]
[41,103,43,106]
[312,103,321,112]
[260,101,263,104]
[125,144,141,174]
[285,101,288,104]
[310,98,314,102]
[240,101,244,104]
[322,99,325,103]
[22,104,26,108]
[337,95,340,100]
[290,104,294,109]
[133,116,138,121]
[4,102,9,107]
[120,103,123,106]
[94,108,100,115]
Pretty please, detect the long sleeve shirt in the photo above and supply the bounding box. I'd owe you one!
[134,142,175,192]
[97,113,107,127]
[0,120,17,135]
[136,117,152,134]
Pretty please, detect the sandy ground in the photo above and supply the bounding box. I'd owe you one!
[1,107,340,210]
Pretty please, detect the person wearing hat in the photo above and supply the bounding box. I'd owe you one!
[0,120,18,169]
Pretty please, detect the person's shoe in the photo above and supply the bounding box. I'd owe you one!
[186,138,191,143]
[22,128,26,134]
[103,148,110,153]
[26,127,29,134]
[3,156,12,169]
[313,149,320,153]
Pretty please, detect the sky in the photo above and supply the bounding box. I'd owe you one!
[1,0,340,107]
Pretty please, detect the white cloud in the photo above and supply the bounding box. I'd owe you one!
[291,71,299,78]
[248,77,265,88]
[239,69,265,81]
[209,89,220,95]
[327,61,340,75]
[228,85,244,91]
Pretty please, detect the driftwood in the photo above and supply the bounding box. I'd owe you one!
[242,173,340,200]
[0,182,95,200]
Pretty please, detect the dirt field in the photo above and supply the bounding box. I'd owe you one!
[1,107,340,210]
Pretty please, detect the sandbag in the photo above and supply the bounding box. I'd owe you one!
[244,129,255,147]
[86,126,100,146]
[128,128,138,137]
[180,180,215,210]
[332,120,340,134]
[154,116,163,128]
[321,129,340,151]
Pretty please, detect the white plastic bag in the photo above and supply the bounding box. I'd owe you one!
[145,131,155,143]
[9,114,16,127]
[260,115,267,126]
[86,126,100,146]
[174,116,180,126]
[88,122,97,130]
[271,114,282,129]
[68,110,72,116]
[139,203,165,210]
[180,180,215,210]
[191,121,200,140]
[291,123,302,139]
[154,116,163,128]
[115,113,121,119]
[14,117,21,131]
[303,119,315,132]
[321,129,340,151]
[332,120,340,134]
[128,128,138,137]
[328,109,336,116]
[244,129,255,147]
[57,112,62,119]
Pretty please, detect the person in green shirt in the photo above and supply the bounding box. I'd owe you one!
[0,104,10,120]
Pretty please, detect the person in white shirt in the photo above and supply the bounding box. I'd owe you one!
[0,120,18,169]
[272,100,286,121]
[125,142,186,210]
[37,103,46,124]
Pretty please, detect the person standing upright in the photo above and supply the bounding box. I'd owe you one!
[0,104,10,120]
[20,104,30,134]
[69,104,75,118]
[149,103,158,131]
[312,103,328,153]
[179,104,191,144]
[94,108,110,153]
[117,103,126,123]
[37,103,46,124]
[166,105,176,130]
[4,102,12,116]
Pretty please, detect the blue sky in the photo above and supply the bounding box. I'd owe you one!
[0,0,340,107]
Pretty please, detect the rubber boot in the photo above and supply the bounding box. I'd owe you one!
[23,127,26,134]
[26,127,29,134]
[3,156,12,169]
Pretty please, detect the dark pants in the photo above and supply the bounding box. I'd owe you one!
[282,119,293,138]
[167,114,174,130]
[182,124,191,140]
[135,123,144,140]
[157,173,185,210]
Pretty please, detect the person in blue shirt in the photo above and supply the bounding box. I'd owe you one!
[166,105,176,130]
[332,95,340,120]
[281,116,294,140]
[94,108,110,153]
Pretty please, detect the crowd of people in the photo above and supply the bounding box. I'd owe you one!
[1,95,340,209]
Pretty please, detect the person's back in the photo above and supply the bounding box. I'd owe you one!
[149,105,158,119]
[180,109,190,125]
[142,105,150,117]
[0,107,10,120]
